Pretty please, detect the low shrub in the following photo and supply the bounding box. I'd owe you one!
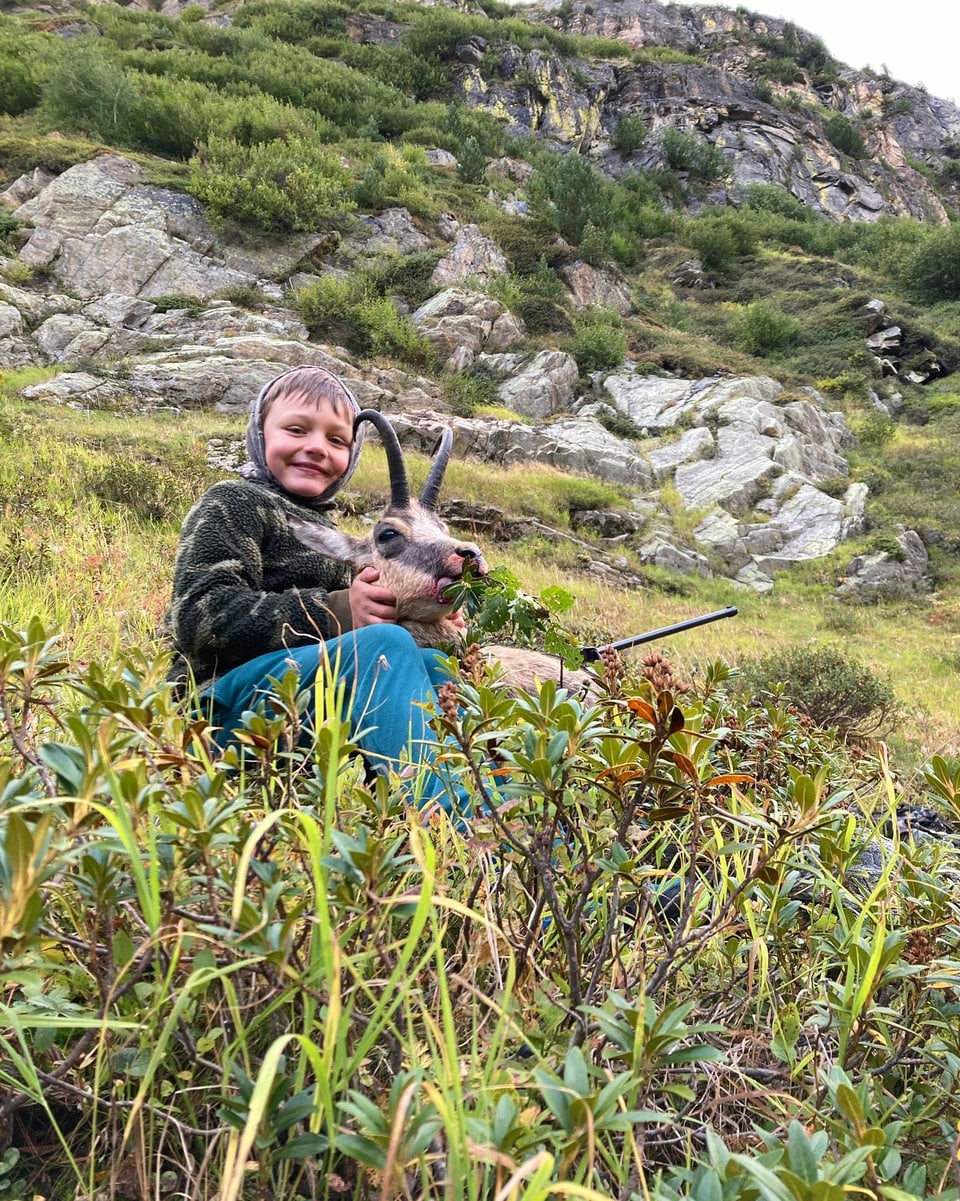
[683,214,758,274]
[735,301,802,356]
[0,38,42,117]
[295,274,431,365]
[528,150,612,246]
[825,113,868,160]
[901,224,960,303]
[660,128,729,185]
[441,364,503,416]
[611,113,647,157]
[737,643,897,738]
[568,308,628,374]
[189,133,353,233]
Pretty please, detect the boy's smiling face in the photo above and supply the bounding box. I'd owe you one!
[262,390,354,499]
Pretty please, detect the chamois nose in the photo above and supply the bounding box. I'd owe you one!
[452,546,488,575]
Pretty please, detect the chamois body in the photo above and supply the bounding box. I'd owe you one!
[289,410,595,697]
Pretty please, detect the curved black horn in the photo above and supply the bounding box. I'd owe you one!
[419,428,453,512]
[355,409,409,508]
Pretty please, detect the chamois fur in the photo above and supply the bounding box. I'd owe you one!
[289,410,595,697]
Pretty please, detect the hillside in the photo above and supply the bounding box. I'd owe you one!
[2,0,960,753]
[2,4,960,1197]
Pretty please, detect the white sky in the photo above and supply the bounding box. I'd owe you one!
[671,0,960,107]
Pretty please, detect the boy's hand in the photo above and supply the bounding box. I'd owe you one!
[349,566,398,627]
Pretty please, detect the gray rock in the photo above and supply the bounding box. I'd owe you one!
[412,288,520,363]
[343,207,432,258]
[836,528,931,602]
[497,350,580,419]
[645,426,715,482]
[0,303,23,338]
[430,224,509,287]
[558,260,633,314]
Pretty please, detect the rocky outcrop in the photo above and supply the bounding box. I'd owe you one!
[411,288,524,366]
[9,155,264,300]
[0,149,879,596]
[836,529,931,602]
[449,0,959,226]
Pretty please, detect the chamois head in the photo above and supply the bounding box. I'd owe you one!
[289,409,488,645]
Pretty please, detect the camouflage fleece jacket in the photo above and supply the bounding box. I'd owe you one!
[166,478,353,690]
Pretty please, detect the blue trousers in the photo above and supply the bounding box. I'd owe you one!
[203,625,469,817]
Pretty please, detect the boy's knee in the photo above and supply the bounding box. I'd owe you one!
[357,623,420,658]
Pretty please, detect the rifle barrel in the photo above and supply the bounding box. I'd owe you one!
[581,605,738,662]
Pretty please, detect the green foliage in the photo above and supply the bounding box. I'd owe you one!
[660,128,729,185]
[735,300,802,355]
[741,182,814,223]
[352,144,435,216]
[0,210,20,249]
[149,293,204,317]
[0,30,42,117]
[441,363,503,416]
[38,37,139,142]
[444,102,505,158]
[456,135,486,185]
[295,273,431,364]
[2,616,959,1196]
[612,113,647,157]
[738,644,897,738]
[825,113,868,159]
[901,224,960,302]
[683,213,758,274]
[854,411,897,449]
[189,133,353,232]
[568,307,628,374]
[528,150,612,246]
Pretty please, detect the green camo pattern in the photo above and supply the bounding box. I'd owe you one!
[166,478,351,689]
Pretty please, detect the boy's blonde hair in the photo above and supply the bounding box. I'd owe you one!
[239,365,365,504]
[259,365,357,420]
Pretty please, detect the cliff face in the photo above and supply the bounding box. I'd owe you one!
[448,0,960,224]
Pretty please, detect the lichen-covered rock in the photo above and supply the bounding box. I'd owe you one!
[836,528,931,602]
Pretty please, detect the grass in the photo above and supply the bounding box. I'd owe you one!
[3,5,960,1189]
[3,383,959,766]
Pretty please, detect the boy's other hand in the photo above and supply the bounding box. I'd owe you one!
[350,566,398,627]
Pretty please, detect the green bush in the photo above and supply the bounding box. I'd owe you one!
[735,301,802,356]
[456,135,487,185]
[741,183,813,223]
[660,128,729,185]
[39,38,138,142]
[825,114,868,159]
[901,224,960,302]
[683,214,758,274]
[568,308,628,374]
[0,37,42,116]
[295,274,431,365]
[189,133,353,233]
[612,113,647,157]
[528,150,612,245]
[738,644,897,738]
[441,364,503,416]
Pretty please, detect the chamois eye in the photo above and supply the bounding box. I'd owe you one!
[376,526,407,556]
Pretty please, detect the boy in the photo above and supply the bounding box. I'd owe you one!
[167,364,468,814]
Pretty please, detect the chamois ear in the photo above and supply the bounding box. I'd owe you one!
[288,516,365,566]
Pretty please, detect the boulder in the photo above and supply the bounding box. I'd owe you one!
[496,350,580,419]
[411,288,522,363]
[558,260,634,314]
[836,529,931,602]
[430,224,509,287]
